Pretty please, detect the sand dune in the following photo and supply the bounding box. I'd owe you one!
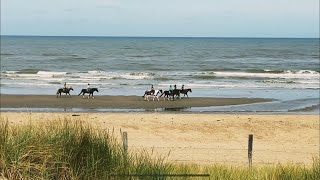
[1,112,318,165]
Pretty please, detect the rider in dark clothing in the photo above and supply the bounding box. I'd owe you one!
[151,85,155,95]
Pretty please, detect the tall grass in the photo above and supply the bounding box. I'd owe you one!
[0,117,319,179]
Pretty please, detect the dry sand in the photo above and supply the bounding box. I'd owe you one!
[1,112,319,166]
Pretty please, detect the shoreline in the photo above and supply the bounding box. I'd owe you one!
[1,112,319,165]
[0,94,272,109]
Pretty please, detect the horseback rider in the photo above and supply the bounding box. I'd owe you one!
[63,82,67,91]
[174,84,177,90]
[87,83,90,92]
[151,85,155,95]
[181,84,184,91]
[169,85,173,94]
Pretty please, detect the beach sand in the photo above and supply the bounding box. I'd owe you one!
[0,94,271,109]
[1,112,319,166]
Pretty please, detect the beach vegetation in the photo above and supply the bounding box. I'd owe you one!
[0,117,319,179]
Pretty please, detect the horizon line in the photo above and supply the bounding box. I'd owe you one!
[1,34,319,39]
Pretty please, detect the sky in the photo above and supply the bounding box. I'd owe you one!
[1,0,319,37]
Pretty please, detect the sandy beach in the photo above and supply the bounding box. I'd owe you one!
[1,112,319,166]
[0,94,271,109]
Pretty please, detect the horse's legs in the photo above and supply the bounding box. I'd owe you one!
[166,94,170,101]
[153,96,159,101]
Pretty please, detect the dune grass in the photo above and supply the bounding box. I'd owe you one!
[0,117,319,179]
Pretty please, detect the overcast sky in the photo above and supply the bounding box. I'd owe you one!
[1,0,319,37]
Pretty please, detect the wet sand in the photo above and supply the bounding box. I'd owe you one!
[1,112,319,165]
[0,94,271,109]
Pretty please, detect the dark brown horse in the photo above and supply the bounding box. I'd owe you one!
[56,87,73,97]
[179,88,192,98]
[78,88,99,98]
[160,89,180,101]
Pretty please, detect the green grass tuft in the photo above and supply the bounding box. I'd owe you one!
[0,116,319,179]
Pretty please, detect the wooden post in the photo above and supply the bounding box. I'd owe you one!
[122,132,128,154]
[248,134,253,168]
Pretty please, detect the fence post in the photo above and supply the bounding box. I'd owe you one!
[122,132,128,154]
[248,134,253,169]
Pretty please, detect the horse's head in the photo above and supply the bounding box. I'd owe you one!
[69,87,74,91]
[158,89,163,94]
[95,88,99,92]
[189,89,192,92]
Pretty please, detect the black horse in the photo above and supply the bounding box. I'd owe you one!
[160,89,180,101]
[78,88,99,98]
[56,87,73,97]
[179,88,192,98]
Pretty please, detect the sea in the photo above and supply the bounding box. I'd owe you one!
[1,36,319,113]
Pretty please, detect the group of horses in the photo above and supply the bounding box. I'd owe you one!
[57,86,192,101]
[56,87,99,98]
[143,88,192,101]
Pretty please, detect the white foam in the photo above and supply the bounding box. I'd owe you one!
[37,71,67,77]
[3,71,18,74]
[213,70,319,79]
[75,71,155,80]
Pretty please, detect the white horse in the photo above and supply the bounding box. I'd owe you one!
[144,89,163,101]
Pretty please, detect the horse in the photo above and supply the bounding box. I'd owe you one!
[142,89,155,97]
[56,87,73,97]
[179,88,192,98]
[160,89,180,101]
[144,89,163,101]
[78,88,99,99]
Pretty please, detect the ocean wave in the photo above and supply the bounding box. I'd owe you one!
[52,56,87,61]
[246,69,286,74]
[263,80,295,84]
[1,53,15,56]
[2,70,67,79]
[42,53,63,57]
[37,71,67,76]
[17,69,43,74]
[128,54,167,58]
[2,71,18,74]
[85,71,156,80]
[2,69,319,88]
[191,75,217,80]
[213,70,319,79]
